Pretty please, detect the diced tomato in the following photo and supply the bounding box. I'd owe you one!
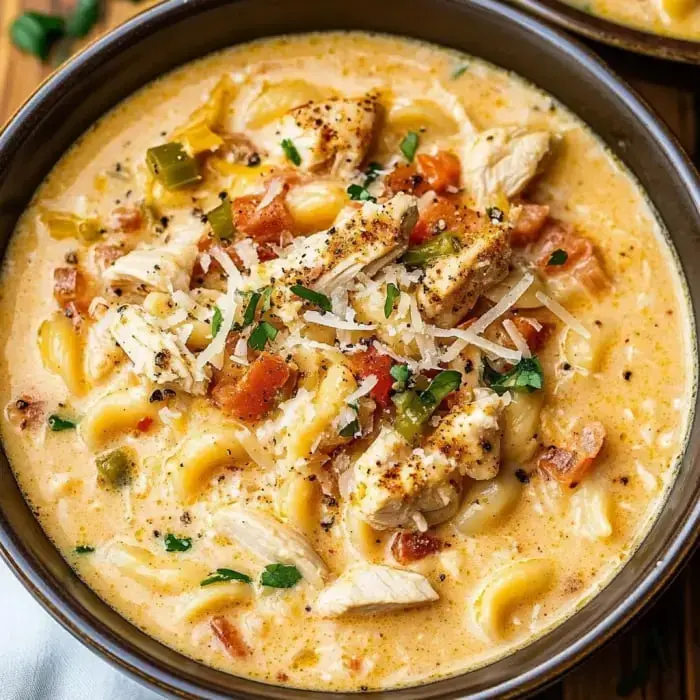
[509,315,551,353]
[210,617,249,658]
[391,531,443,564]
[348,346,394,408]
[410,196,481,245]
[384,164,430,197]
[538,421,606,487]
[511,203,550,247]
[416,151,461,193]
[110,206,143,233]
[136,416,154,432]
[256,242,279,262]
[231,189,295,245]
[532,220,609,294]
[212,351,290,422]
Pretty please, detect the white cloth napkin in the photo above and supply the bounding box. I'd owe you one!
[0,560,162,700]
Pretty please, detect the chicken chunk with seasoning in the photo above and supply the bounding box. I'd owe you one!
[461,126,551,209]
[315,564,438,617]
[273,95,379,178]
[416,210,511,328]
[351,389,506,530]
[109,305,210,395]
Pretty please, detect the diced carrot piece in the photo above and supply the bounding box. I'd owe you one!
[210,617,249,658]
[348,346,394,408]
[53,267,93,313]
[212,351,290,422]
[384,164,430,197]
[538,421,606,487]
[110,206,143,233]
[532,220,609,294]
[232,190,295,245]
[511,203,550,246]
[417,151,461,193]
[391,531,443,564]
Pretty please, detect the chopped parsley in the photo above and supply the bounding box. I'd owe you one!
[486,206,505,223]
[548,249,569,266]
[452,64,469,79]
[390,364,412,391]
[347,183,376,203]
[200,568,252,587]
[164,533,192,553]
[400,131,420,162]
[280,138,301,166]
[74,545,95,554]
[211,306,223,337]
[248,321,278,351]
[421,370,462,406]
[363,162,382,185]
[484,356,544,395]
[339,403,360,438]
[260,563,302,589]
[260,285,273,312]
[290,284,332,312]
[48,414,78,431]
[384,283,400,318]
[241,291,261,328]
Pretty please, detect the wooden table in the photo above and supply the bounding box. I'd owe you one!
[0,2,698,698]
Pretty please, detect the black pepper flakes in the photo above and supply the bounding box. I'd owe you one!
[623,370,632,381]
[515,469,530,484]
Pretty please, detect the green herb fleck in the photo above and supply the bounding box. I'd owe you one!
[241,291,261,328]
[484,356,544,395]
[452,64,469,79]
[363,162,382,185]
[211,306,223,337]
[281,138,301,166]
[402,232,461,266]
[74,545,95,554]
[11,12,65,61]
[339,419,360,438]
[384,283,400,318]
[400,131,420,162]
[260,286,273,312]
[290,284,332,313]
[347,183,376,203]
[200,568,252,587]
[390,364,412,391]
[48,414,78,431]
[248,321,278,351]
[260,563,302,589]
[164,534,192,553]
[547,249,568,266]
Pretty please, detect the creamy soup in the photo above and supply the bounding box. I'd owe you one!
[0,32,694,691]
[567,0,700,40]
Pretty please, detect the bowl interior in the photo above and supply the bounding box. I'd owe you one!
[1,1,700,698]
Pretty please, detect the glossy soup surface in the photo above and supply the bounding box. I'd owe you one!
[566,0,700,40]
[0,32,694,691]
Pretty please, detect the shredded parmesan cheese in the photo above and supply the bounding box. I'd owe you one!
[427,325,522,362]
[470,273,534,335]
[257,177,284,211]
[233,239,259,269]
[303,310,376,331]
[503,318,531,358]
[535,291,591,339]
[346,375,378,405]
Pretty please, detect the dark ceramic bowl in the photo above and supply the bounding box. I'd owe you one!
[511,0,700,63]
[1,0,699,698]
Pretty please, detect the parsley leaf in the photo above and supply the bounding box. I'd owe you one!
[390,364,411,391]
[452,64,469,79]
[384,283,400,318]
[363,162,382,185]
[486,206,504,223]
[484,356,544,395]
[200,568,252,586]
[548,249,568,266]
[260,563,302,588]
[74,545,95,554]
[421,370,462,405]
[248,321,278,351]
[48,414,78,431]
[290,284,332,312]
[211,306,223,337]
[339,419,360,438]
[281,139,301,166]
[241,291,261,328]
[347,183,376,203]
[164,533,192,553]
[400,131,420,162]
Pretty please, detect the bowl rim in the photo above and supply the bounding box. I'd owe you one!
[1,0,700,698]
[510,0,700,63]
